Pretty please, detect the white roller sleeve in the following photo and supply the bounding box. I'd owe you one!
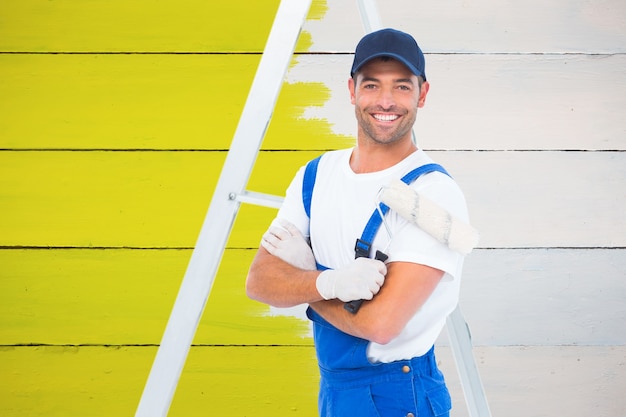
[379,179,480,255]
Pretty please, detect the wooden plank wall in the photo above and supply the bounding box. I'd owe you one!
[1,1,624,416]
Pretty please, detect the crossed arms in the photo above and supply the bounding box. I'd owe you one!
[245,221,444,345]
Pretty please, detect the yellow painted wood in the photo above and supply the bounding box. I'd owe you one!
[172,345,319,416]
[0,53,353,150]
[0,1,283,52]
[0,249,312,345]
[0,150,325,247]
[0,54,351,150]
[3,151,624,248]
[0,0,331,53]
[0,345,319,417]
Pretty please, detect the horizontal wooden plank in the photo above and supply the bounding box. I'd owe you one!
[0,150,333,248]
[443,151,626,248]
[0,249,312,345]
[288,54,626,151]
[305,0,626,54]
[1,345,624,417]
[0,54,353,151]
[0,150,315,248]
[2,54,623,151]
[1,151,623,248]
[2,0,624,54]
[448,249,626,346]
[439,346,626,417]
[0,345,319,417]
[2,248,623,346]
[0,0,285,52]
[0,151,221,247]
[0,54,254,149]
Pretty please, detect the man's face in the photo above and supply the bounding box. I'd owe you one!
[349,58,428,146]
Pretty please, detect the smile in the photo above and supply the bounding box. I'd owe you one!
[372,113,399,122]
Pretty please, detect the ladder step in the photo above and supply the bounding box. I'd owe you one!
[230,191,284,209]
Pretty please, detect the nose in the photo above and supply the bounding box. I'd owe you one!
[377,86,396,110]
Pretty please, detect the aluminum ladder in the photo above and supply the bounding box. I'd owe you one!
[135,1,491,416]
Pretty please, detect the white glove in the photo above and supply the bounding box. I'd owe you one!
[316,257,387,302]
[260,219,317,270]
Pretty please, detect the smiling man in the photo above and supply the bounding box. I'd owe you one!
[246,28,470,417]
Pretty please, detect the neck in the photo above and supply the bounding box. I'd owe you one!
[350,138,417,173]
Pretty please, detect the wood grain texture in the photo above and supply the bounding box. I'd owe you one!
[0,54,354,150]
[1,0,624,415]
[1,345,624,417]
[3,53,623,151]
[288,54,626,151]
[438,346,626,417]
[2,151,623,248]
[0,1,283,52]
[2,248,624,347]
[452,249,626,346]
[0,248,313,345]
[0,345,319,417]
[3,0,624,54]
[304,0,626,53]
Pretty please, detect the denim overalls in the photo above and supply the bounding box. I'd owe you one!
[302,156,453,416]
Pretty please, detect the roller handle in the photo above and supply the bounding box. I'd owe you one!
[344,250,388,314]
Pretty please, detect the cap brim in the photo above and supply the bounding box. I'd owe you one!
[351,53,424,79]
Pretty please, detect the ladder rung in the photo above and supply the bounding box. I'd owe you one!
[230,191,284,209]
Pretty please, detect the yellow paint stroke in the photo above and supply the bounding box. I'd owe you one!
[0,0,350,415]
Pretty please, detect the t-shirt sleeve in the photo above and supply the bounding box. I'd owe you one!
[386,172,469,281]
[271,165,311,239]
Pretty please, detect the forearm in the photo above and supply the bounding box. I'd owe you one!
[309,299,379,341]
[310,262,445,345]
[309,296,400,345]
[245,247,324,308]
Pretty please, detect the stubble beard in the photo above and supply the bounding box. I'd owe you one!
[357,107,417,145]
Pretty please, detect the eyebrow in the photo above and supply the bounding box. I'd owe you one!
[360,76,415,85]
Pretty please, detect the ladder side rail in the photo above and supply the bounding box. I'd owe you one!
[135,1,312,416]
[356,0,383,33]
[447,306,493,417]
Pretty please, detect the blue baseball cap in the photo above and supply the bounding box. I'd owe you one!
[350,28,426,81]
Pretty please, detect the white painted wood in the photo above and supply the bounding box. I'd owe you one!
[286,54,626,150]
[431,151,626,248]
[437,249,626,346]
[304,0,626,53]
[436,345,626,417]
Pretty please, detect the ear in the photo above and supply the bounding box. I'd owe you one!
[418,81,430,108]
[348,77,356,105]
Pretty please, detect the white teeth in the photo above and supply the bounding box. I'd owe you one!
[373,114,399,122]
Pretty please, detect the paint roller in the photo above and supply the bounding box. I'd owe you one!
[378,179,480,255]
[344,180,479,314]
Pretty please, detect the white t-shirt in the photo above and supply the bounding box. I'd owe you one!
[274,148,469,362]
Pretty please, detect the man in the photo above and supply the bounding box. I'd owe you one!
[246,28,469,417]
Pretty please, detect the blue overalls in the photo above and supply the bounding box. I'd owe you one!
[302,155,453,417]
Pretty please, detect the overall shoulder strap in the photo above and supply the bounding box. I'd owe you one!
[355,163,450,257]
[302,155,322,218]
[302,155,326,270]
[302,158,449,261]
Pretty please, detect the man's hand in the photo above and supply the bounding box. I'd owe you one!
[260,219,317,270]
[316,257,387,302]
